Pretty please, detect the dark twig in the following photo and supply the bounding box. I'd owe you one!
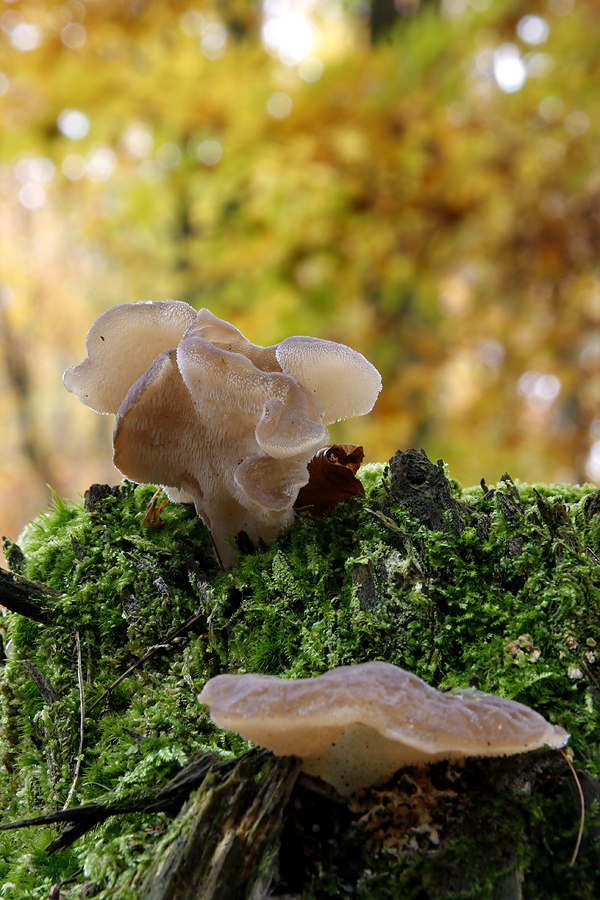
[0,567,60,624]
[0,749,270,853]
[559,748,585,867]
[63,632,85,811]
[48,866,84,899]
[86,608,206,715]
[21,660,58,706]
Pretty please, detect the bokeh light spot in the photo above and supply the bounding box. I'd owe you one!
[157,143,181,168]
[441,0,468,19]
[493,44,526,93]
[476,339,505,367]
[179,10,204,36]
[586,440,600,481]
[518,370,561,407]
[548,0,573,15]
[262,8,317,66]
[47,5,72,30]
[58,109,90,140]
[267,91,293,118]
[121,123,154,159]
[8,22,43,51]
[18,183,46,209]
[61,23,86,48]
[517,15,549,45]
[197,140,222,166]
[201,22,227,59]
[15,156,55,184]
[86,146,116,182]
[539,95,563,122]
[1,10,23,33]
[564,110,590,136]
[298,56,324,82]
[62,154,86,180]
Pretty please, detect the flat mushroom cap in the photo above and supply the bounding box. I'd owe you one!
[199,661,569,796]
[275,336,382,425]
[63,299,197,414]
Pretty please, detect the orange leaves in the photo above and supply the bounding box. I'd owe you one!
[295,444,365,518]
[143,489,168,528]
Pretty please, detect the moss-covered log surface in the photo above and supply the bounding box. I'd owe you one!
[1,449,600,898]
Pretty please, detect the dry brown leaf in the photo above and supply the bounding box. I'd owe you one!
[294,444,365,518]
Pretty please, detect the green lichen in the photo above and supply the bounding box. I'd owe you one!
[1,464,600,897]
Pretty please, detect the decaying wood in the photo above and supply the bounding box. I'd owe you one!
[0,565,60,624]
[134,751,301,900]
[0,746,301,897]
[386,447,467,536]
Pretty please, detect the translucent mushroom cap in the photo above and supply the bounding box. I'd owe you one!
[198,661,569,796]
[62,300,197,414]
[276,336,382,425]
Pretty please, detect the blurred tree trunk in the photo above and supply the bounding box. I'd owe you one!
[370,0,435,42]
[0,308,56,488]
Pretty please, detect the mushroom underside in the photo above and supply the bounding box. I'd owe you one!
[198,662,569,796]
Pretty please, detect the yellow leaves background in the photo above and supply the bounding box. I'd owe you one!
[1,0,600,557]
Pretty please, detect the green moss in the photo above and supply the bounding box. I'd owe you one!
[1,469,600,896]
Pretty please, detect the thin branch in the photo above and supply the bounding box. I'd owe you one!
[559,748,585,867]
[86,608,206,715]
[21,660,58,706]
[62,632,85,811]
[48,866,84,900]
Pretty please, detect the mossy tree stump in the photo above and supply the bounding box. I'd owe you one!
[1,450,600,898]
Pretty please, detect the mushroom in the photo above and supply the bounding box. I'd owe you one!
[64,301,382,568]
[198,661,569,796]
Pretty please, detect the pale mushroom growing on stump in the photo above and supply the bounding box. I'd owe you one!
[63,300,382,568]
[198,661,569,797]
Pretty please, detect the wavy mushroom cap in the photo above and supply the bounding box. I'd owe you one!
[276,336,382,425]
[113,348,200,493]
[64,300,383,567]
[190,308,281,372]
[63,300,197,414]
[113,329,329,567]
[199,661,569,796]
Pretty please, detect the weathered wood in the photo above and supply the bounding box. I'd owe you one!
[386,448,466,535]
[0,565,59,624]
[136,750,301,900]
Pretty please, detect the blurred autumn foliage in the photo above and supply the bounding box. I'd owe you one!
[2,0,600,558]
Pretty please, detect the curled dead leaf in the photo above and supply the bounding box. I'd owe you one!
[294,444,365,518]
